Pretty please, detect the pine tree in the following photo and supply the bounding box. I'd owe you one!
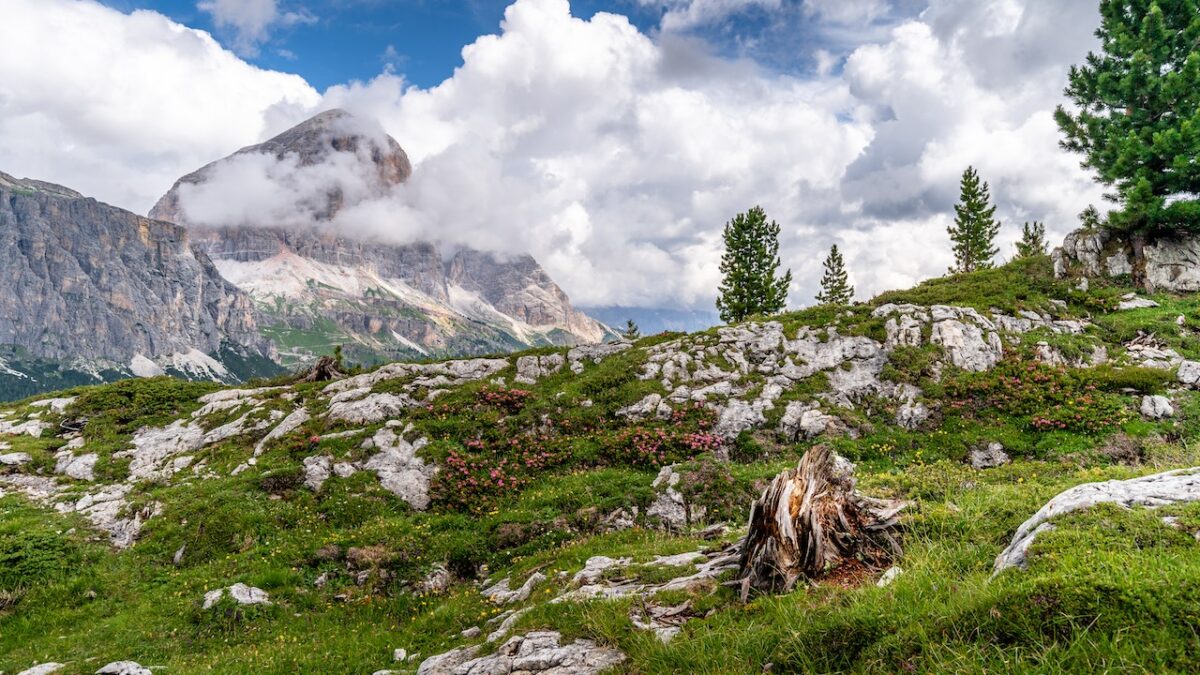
[1014,221,1047,259]
[815,244,854,305]
[1056,1,1200,237]
[948,166,1000,274]
[621,319,641,341]
[716,206,792,323]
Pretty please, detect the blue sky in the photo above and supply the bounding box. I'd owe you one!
[96,0,920,90]
[99,0,681,88]
[98,1,657,88]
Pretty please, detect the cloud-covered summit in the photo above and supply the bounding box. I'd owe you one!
[0,0,1107,310]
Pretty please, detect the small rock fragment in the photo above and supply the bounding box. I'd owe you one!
[17,664,65,675]
[1141,395,1174,420]
[967,443,1010,470]
[95,662,152,675]
[876,566,903,587]
[203,582,271,609]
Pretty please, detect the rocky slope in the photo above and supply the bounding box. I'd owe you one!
[5,255,1200,673]
[150,110,610,367]
[0,171,278,401]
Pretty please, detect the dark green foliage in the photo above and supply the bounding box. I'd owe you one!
[259,467,305,495]
[0,345,127,403]
[815,244,854,305]
[1080,204,1105,229]
[1084,365,1176,394]
[948,166,1001,273]
[1056,0,1200,235]
[621,319,641,341]
[716,206,792,323]
[0,532,78,592]
[1015,221,1047,259]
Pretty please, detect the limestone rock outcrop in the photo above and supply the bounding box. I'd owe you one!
[994,467,1200,573]
[417,631,625,675]
[1053,226,1200,292]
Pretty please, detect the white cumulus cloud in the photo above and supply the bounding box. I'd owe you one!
[640,0,784,31]
[198,0,316,56]
[0,0,320,212]
[0,0,1110,311]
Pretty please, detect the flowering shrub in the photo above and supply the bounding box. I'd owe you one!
[677,457,751,524]
[424,389,722,510]
[608,426,723,468]
[603,403,721,468]
[476,387,533,413]
[430,434,570,512]
[945,357,1130,434]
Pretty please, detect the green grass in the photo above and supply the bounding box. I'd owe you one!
[6,256,1200,673]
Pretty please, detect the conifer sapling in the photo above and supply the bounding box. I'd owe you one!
[816,244,854,305]
[948,166,1000,273]
[716,206,792,323]
[621,319,641,341]
[1014,221,1047,259]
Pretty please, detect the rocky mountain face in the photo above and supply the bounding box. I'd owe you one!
[151,109,610,367]
[0,171,278,400]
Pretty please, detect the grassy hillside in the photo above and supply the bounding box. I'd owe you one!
[4,255,1200,673]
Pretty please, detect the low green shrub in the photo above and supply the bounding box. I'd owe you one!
[0,531,78,592]
[1083,365,1176,394]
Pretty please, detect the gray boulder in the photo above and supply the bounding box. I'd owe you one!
[994,466,1200,573]
[647,465,696,530]
[203,582,271,609]
[17,664,64,675]
[1117,293,1160,310]
[514,354,565,384]
[303,455,333,491]
[482,572,547,605]
[713,399,766,440]
[968,443,1010,470]
[1178,360,1200,387]
[895,400,929,430]
[362,427,436,510]
[0,452,31,467]
[1141,395,1175,420]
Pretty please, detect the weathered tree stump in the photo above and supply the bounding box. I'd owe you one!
[735,445,905,600]
[299,355,345,383]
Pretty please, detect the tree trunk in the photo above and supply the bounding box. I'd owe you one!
[735,445,905,600]
[1131,231,1148,291]
[299,355,345,383]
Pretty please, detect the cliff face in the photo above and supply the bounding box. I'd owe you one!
[148,109,611,366]
[1054,227,1200,291]
[0,171,276,398]
[447,249,607,344]
[190,226,450,303]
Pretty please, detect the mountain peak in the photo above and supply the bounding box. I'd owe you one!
[149,109,412,225]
